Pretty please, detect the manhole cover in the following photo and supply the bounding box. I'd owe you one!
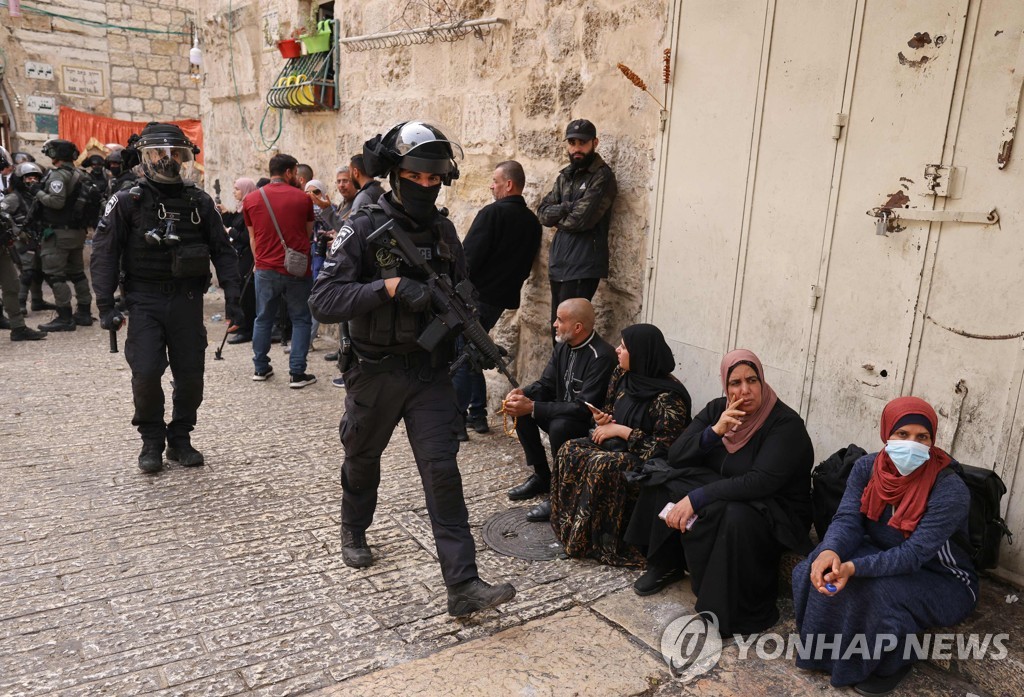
[482,507,563,561]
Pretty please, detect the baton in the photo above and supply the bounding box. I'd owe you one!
[109,315,123,353]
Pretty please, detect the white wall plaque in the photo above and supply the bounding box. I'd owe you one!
[26,62,54,80]
[26,95,57,115]
[62,66,105,97]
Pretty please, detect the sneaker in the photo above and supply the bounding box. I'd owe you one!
[289,373,317,388]
[332,376,345,388]
[252,367,274,381]
[324,351,340,362]
[468,415,490,434]
[633,565,686,597]
[447,577,516,617]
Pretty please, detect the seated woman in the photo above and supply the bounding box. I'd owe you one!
[624,349,814,635]
[792,397,978,696]
[547,324,691,566]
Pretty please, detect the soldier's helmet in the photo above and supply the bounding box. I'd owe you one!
[41,139,80,162]
[362,121,462,185]
[135,123,199,184]
[12,162,45,191]
[0,146,10,171]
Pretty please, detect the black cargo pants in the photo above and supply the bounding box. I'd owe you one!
[339,356,478,587]
[124,281,207,447]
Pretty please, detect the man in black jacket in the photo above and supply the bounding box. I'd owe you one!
[502,298,616,520]
[454,160,541,435]
[537,119,618,340]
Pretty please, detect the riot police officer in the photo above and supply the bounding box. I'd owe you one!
[309,121,515,617]
[34,138,94,331]
[4,162,55,316]
[90,123,242,473]
[0,147,47,341]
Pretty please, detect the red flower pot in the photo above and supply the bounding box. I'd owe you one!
[277,39,301,59]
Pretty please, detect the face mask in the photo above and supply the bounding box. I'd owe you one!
[884,439,931,476]
[397,177,441,223]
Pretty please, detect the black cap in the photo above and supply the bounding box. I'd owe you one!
[565,119,597,141]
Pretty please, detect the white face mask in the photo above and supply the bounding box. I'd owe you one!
[884,439,931,476]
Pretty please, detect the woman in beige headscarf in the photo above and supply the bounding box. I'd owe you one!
[624,349,815,635]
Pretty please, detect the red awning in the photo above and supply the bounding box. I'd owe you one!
[58,106,204,165]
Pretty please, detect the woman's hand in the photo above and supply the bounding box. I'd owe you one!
[593,411,613,426]
[810,549,855,595]
[308,191,331,208]
[711,398,747,436]
[591,423,631,444]
[664,496,695,532]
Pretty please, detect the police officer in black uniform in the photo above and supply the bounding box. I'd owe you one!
[309,121,516,617]
[91,123,242,474]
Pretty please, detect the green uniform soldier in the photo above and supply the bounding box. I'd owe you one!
[34,139,94,332]
[0,147,48,341]
[2,162,55,316]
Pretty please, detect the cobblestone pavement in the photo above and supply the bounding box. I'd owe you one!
[0,291,636,696]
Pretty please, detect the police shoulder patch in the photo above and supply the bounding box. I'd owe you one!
[104,195,118,217]
[49,180,64,194]
[329,225,355,256]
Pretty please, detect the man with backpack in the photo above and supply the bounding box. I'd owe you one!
[34,138,95,331]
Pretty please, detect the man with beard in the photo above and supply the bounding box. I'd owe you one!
[537,119,618,340]
[308,120,516,617]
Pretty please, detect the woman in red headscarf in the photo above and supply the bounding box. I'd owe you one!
[792,396,978,695]
[624,349,815,635]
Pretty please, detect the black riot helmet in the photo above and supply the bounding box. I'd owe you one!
[12,152,36,165]
[135,122,199,184]
[0,146,10,171]
[41,139,80,163]
[105,150,123,167]
[84,154,106,169]
[362,121,462,185]
[12,162,45,191]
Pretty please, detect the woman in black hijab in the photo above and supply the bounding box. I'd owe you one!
[547,324,691,566]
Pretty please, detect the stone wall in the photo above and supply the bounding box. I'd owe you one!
[196,0,670,400]
[0,0,200,158]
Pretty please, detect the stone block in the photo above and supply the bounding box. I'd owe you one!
[112,97,144,115]
[153,86,170,100]
[461,94,513,155]
[109,52,134,68]
[158,70,179,88]
[107,35,129,52]
[150,9,171,25]
[151,39,179,57]
[138,70,158,86]
[110,66,137,83]
[132,85,153,100]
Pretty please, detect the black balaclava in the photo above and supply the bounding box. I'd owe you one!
[391,171,440,224]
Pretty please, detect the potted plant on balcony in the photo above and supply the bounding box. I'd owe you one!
[276,27,303,59]
[298,9,332,55]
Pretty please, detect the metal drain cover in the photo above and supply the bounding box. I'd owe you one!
[482,507,563,561]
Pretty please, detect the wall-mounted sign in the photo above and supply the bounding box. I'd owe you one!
[34,114,59,134]
[62,66,104,97]
[26,62,54,80]
[26,95,57,115]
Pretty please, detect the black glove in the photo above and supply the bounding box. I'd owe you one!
[100,308,125,331]
[395,277,431,312]
[225,298,244,328]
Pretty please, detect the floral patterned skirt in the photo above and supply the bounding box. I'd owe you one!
[550,437,645,567]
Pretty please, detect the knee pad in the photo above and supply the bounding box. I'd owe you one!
[45,274,68,287]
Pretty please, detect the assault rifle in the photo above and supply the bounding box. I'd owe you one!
[367,219,519,388]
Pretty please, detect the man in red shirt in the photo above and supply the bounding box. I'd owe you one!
[242,154,317,387]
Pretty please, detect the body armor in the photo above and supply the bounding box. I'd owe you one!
[124,183,207,282]
[38,166,79,228]
[348,206,455,355]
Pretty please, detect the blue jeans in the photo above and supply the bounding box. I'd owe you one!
[452,300,504,419]
[252,269,313,375]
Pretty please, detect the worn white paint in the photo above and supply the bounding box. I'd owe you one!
[651,0,1024,576]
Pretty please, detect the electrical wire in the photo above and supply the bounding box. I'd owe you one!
[0,1,190,36]
[227,0,282,152]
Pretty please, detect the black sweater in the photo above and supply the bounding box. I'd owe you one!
[462,195,542,309]
[522,331,616,423]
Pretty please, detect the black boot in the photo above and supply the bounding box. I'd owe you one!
[447,577,516,617]
[342,529,373,568]
[38,307,76,332]
[10,326,47,341]
[73,305,95,326]
[166,441,205,467]
[508,474,550,501]
[31,299,57,312]
[138,444,164,474]
[0,314,9,330]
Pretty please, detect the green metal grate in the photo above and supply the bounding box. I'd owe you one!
[266,20,340,112]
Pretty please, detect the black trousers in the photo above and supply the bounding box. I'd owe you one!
[625,470,783,635]
[550,278,600,342]
[514,411,590,481]
[339,359,477,587]
[238,249,256,336]
[123,284,208,447]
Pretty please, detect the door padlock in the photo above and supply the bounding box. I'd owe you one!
[875,209,891,236]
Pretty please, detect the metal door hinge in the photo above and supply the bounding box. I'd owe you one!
[923,164,965,198]
[832,113,848,140]
[809,284,822,310]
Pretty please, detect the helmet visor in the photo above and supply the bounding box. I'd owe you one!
[139,145,195,183]
[392,121,463,175]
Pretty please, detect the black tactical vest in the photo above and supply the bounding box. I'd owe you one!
[124,183,207,282]
[348,206,455,355]
[38,167,78,227]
